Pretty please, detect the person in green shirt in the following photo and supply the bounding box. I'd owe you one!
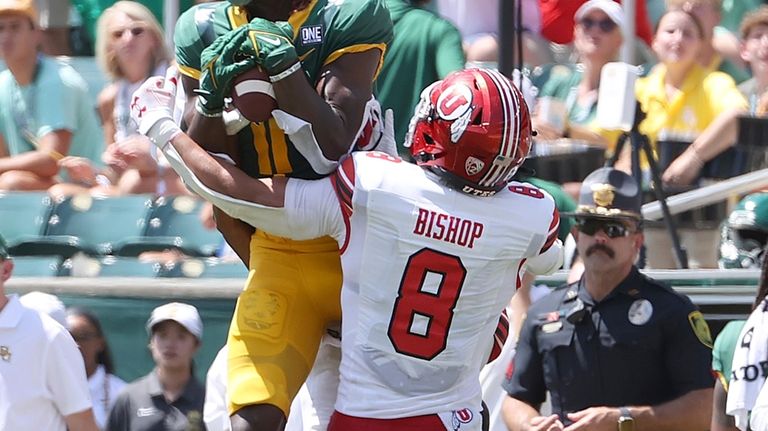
[377,0,465,158]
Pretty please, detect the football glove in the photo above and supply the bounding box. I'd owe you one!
[130,67,181,150]
[196,29,257,117]
[234,18,299,76]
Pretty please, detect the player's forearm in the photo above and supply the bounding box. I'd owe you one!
[711,379,739,431]
[273,71,351,161]
[186,109,237,156]
[630,388,713,431]
[502,397,544,431]
[166,132,284,207]
[211,207,253,268]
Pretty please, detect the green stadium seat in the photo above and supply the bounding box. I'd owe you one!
[199,260,249,278]
[0,192,53,251]
[13,194,154,258]
[157,258,248,278]
[10,256,61,277]
[116,195,224,257]
[58,255,164,277]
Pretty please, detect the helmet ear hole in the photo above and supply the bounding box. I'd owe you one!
[471,108,483,126]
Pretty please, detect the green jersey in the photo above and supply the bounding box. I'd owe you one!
[174,0,392,179]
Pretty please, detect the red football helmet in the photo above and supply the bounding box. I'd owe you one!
[406,68,533,197]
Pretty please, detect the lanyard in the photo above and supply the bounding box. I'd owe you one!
[11,56,41,148]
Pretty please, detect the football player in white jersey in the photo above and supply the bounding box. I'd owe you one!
[130,67,563,430]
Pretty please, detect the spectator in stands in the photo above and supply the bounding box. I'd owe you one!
[634,9,748,186]
[0,234,99,431]
[538,0,653,63]
[0,0,103,192]
[666,0,750,83]
[106,302,205,431]
[49,1,186,198]
[435,0,553,67]
[377,0,465,156]
[34,0,70,55]
[67,307,126,431]
[532,0,623,147]
[738,7,768,114]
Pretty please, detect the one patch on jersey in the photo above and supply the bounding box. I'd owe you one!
[688,310,713,348]
[300,25,323,46]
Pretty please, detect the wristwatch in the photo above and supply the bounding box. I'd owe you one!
[618,407,634,431]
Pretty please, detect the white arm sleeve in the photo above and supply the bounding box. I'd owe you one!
[284,176,346,244]
[162,144,344,242]
[47,328,92,416]
[162,144,293,236]
[272,109,338,175]
[525,239,564,276]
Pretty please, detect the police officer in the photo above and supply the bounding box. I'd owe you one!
[501,168,714,431]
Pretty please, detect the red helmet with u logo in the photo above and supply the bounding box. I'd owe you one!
[406,68,533,197]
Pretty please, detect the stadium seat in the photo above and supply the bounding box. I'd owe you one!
[58,255,164,277]
[13,194,153,258]
[0,192,53,251]
[10,256,61,277]
[198,259,249,278]
[116,195,224,257]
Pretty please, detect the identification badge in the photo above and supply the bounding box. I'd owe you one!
[628,299,653,325]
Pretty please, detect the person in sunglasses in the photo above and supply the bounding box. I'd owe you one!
[531,0,625,147]
[502,167,715,431]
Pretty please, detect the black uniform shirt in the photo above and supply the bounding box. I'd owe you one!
[106,369,205,431]
[503,266,714,422]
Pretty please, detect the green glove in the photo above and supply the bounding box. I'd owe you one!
[196,29,257,116]
[238,18,299,75]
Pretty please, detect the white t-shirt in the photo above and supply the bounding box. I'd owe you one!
[0,294,93,431]
[283,153,559,421]
[751,380,768,431]
[89,364,125,430]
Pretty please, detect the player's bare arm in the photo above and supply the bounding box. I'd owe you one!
[273,48,382,160]
[181,71,254,267]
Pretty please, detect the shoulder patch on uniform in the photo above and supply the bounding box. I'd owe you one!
[688,311,713,348]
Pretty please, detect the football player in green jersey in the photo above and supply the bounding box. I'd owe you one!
[173,0,392,429]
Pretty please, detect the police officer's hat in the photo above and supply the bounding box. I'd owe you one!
[564,167,643,221]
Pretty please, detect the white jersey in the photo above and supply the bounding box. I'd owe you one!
[0,295,93,431]
[284,152,559,420]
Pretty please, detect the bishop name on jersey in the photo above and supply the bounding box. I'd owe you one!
[413,207,485,249]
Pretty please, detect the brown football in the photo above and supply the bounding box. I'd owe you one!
[231,67,277,123]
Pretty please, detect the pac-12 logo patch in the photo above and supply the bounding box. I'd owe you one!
[436,84,473,121]
[465,156,484,176]
[300,25,323,45]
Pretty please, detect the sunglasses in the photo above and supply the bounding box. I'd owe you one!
[579,17,618,33]
[575,218,636,238]
[111,26,146,40]
[70,332,99,343]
